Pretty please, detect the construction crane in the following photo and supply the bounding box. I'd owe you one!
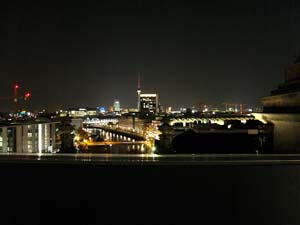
[0,84,31,114]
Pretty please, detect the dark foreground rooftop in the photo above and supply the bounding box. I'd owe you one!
[1,153,300,225]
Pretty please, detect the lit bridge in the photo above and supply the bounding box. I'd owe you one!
[87,141,146,146]
[85,125,147,141]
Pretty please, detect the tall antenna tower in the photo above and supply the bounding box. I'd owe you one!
[137,72,142,111]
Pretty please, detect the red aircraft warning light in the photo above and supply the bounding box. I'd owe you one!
[24,92,31,100]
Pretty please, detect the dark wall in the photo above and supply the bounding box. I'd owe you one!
[0,162,300,225]
[172,130,259,154]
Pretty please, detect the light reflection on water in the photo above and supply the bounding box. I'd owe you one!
[87,144,151,154]
[86,129,152,154]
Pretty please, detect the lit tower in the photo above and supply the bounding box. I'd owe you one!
[13,84,19,114]
[137,73,141,111]
[14,84,19,103]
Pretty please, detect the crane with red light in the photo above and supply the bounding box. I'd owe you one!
[0,84,32,113]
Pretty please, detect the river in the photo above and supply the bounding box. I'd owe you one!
[85,128,152,154]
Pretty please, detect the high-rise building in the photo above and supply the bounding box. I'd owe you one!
[113,101,121,112]
[139,94,158,115]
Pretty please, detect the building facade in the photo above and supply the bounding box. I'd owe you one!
[0,121,58,153]
[139,94,159,116]
[261,59,300,113]
[113,101,121,112]
[68,108,99,118]
[254,56,300,153]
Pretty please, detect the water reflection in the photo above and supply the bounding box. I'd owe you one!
[85,128,151,154]
[87,144,151,154]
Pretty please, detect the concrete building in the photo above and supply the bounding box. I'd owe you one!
[261,61,300,113]
[118,116,146,133]
[254,113,300,153]
[0,121,58,153]
[254,56,300,153]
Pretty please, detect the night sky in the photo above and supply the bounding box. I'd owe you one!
[0,0,300,111]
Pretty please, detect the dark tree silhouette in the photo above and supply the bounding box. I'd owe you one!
[57,117,77,153]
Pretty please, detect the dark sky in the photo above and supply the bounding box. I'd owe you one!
[0,0,300,111]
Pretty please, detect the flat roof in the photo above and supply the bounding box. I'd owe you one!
[0,120,59,127]
[140,94,157,97]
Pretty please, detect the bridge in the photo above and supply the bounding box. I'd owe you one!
[87,141,146,146]
[85,125,147,141]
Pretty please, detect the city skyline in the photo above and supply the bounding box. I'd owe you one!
[0,82,259,113]
[1,0,300,111]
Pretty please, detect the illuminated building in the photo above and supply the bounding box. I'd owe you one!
[86,108,98,116]
[68,108,99,117]
[118,116,146,133]
[99,107,106,113]
[139,94,159,116]
[135,74,159,116]
[113,101,121,112]
[59,110,68,117]
[166,106,172,114]
[0,121,58,153]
